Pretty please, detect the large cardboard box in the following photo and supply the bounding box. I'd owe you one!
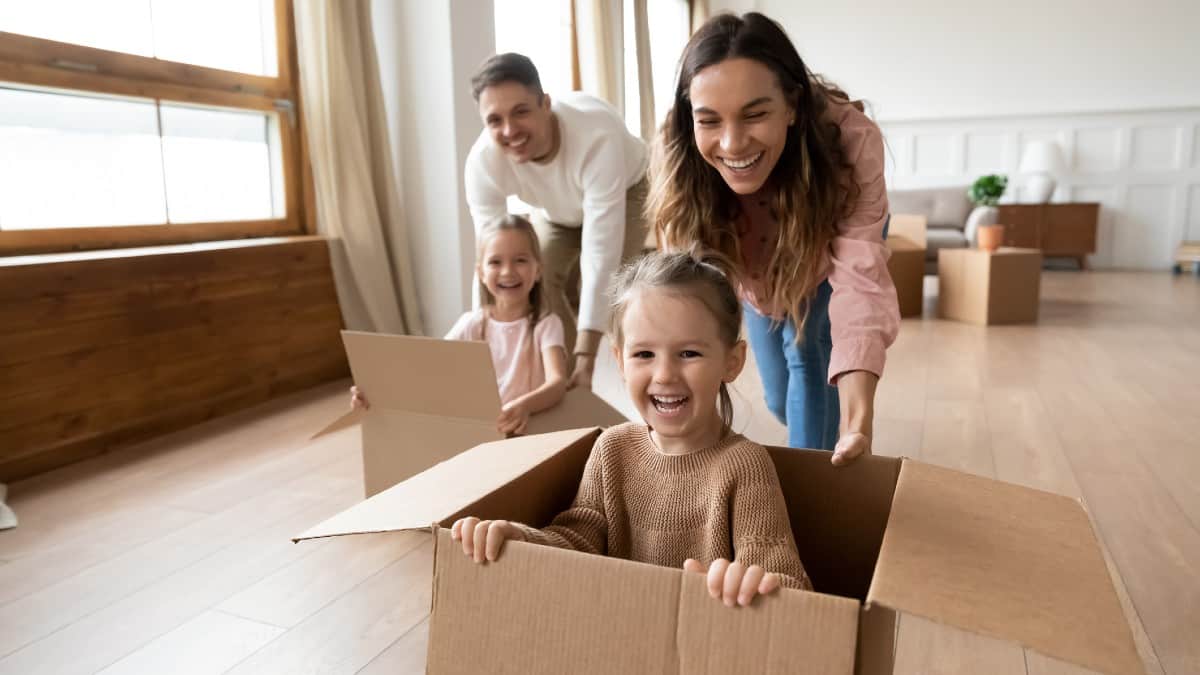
[313,331,628,496]
[886,238,925,318]
[938,247,1042,325]
[297,427,1143,675]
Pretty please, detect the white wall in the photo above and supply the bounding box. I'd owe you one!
[371,0,494,336]
[718,0,1200,122]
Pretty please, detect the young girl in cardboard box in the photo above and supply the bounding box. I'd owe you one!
[351,214,568,435]
[452,251,812,606]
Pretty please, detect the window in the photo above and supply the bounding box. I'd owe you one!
[0,0,307,255]
[623,0,690,137]
[493,0,574,97]
[491,0,689,141]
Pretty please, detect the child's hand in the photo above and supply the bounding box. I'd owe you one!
[450,517,524,563]
[683,558,781,607]
[496,400,530,435]
[349,385,369,411]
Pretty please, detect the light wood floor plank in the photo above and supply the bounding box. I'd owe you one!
[94,610,284,675]
[0,443,356,662]
[0,425,355,610]
[1,384,346,558]
[223,538,432,675]
[0,503,204,607]
[356,619,428,675]
[1025,650,1105,675]
[1039,377,1199,674]
[219,531,425,630]
[0,470,359,674]
[919,399,995,476]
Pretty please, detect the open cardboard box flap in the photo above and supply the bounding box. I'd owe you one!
[341,330,500,420]
[294,427,603,541]
[309,331,628,497]
[322,330,628,433]
[867,460,1143,675]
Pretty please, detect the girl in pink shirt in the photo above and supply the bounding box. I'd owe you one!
[647,12,900,462]
[353,215,568,434]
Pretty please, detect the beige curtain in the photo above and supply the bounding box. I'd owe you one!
[573,0,620,107]
[293,0,423,336]
[631,0,655,141]
[689,0,710,34]
[573,0,655,141]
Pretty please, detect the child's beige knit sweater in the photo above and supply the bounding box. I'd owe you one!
[513,422,812,591]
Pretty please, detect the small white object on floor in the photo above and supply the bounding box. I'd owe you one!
[0,484,16,530]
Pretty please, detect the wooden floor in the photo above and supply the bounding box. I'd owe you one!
[0,270,1197,674]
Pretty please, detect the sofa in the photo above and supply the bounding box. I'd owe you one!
[888,186,988,272]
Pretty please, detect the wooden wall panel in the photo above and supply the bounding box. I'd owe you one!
[0,236,349,482]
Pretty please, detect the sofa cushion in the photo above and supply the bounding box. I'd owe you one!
[926,226,968,262]
[888,186,973,232]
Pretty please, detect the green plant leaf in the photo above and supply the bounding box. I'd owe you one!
[969,174,1008,206]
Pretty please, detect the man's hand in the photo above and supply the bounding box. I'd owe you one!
[568,353,595,390]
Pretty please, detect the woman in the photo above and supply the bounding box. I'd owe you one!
[647,12,899,464]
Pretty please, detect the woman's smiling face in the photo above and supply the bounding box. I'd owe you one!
[688,57,795,195]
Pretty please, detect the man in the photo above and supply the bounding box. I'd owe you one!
[465,53,648,389]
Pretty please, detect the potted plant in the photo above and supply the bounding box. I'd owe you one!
[967,174,1008,252]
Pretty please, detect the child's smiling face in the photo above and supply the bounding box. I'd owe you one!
[616,287,746,454]
[479,228,540,307]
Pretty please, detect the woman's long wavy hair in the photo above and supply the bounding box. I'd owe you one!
[647,12,861,333]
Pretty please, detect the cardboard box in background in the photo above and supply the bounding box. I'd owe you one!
[886,238,925,318]
[888,213,928,250]
[297,427,1143,675]
[312,331,629,496]
[938,247,1042,325]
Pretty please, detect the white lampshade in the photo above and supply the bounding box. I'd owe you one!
[1019,141,1065,174]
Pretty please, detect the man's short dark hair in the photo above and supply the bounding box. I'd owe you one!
[470,53,544,102]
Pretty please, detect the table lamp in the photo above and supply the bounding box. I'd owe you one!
[1019,140,1065,203]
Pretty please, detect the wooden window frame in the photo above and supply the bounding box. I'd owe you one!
[0,0,314,256]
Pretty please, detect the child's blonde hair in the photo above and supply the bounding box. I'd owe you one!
[609,249,742,432]
[476,214,547,334]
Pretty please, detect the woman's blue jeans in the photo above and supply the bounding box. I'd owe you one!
[744,283,838,450]
[745,217,889,450]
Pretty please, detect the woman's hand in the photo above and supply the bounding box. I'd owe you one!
[496,400,530,435]
[831,431,871,466]
[349,385,369,411]
[451,517,524,563]
[834,370,877,466]
[683,558,780,607]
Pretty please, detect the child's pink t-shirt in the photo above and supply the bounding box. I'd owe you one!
[444,309,565,405]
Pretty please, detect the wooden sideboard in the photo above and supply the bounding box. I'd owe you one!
[995,203,1099,269]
